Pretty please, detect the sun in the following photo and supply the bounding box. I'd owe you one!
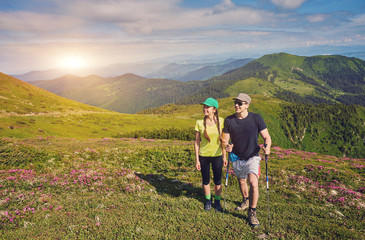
[60,56,87,69]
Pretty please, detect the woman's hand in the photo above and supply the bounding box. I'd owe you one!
[196,160,201,171]
[223,157,228,167]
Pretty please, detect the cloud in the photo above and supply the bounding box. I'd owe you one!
[0,11,84,32]
[211,0,235,14]
[270,0,307,9]
[307,14,327,23]
[349,14,365,26]
[62,0,272,35]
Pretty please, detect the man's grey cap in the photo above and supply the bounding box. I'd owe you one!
[233,93,251,104]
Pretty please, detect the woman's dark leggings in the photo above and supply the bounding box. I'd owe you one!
[199,155,223,186]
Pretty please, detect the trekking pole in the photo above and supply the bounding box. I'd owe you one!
[223,152,231,217]
[264,144,271,227]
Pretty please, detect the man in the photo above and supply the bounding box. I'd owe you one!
[222,93,271,228]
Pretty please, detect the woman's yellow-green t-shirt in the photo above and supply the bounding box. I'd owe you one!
[195,117,224,157]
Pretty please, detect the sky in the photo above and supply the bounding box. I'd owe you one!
[1,0,365,74]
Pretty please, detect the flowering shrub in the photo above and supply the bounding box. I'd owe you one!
[0,164,148,226]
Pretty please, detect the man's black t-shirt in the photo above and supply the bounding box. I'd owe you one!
[223,112,267,160]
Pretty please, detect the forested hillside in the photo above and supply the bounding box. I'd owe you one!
[280,103,365,158]
[138,96,365,158]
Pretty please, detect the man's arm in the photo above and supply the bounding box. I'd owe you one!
[260,128,271,155]
[221,132,233,153]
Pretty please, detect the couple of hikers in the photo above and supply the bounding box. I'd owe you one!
[194,93,271,228]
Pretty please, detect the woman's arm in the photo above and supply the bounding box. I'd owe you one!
[194,131,201,170]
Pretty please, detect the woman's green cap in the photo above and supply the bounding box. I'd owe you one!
[202,98,218,109]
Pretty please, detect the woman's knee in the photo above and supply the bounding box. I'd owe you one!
[213,178,222,186]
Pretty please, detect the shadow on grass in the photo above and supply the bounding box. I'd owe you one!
[136,172,202,200]
[135,172,248,221]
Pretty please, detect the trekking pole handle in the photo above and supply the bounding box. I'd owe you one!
[225,143,232,187]
[225,154,230,187]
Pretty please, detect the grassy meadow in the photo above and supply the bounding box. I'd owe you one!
[0,111,194,139]
[1,136,364,239]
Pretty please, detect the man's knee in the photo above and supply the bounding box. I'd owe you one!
[248,174,259,188]
[238,178,247,184]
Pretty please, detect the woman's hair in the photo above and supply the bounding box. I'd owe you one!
[203,108,221,143]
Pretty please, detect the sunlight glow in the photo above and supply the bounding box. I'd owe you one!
[60,56,87,69]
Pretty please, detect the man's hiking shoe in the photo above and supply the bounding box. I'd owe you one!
[204,199,212,211]
[214,200,223,212]
[235,200,249,211]
[248,209,260,228]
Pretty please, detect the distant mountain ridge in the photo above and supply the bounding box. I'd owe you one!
[11,58,253,82]
[177,58,254,81]
[146,58,254,81]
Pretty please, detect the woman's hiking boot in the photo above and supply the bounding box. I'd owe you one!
[248,208,260,228]
[235,199,249,211]
[204,199,212,211]
[214,199,223,212]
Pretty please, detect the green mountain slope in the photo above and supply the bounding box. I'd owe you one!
[0,72,105,114]
[179,53,365,106]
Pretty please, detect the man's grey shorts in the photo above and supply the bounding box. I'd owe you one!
[232,156,261,179]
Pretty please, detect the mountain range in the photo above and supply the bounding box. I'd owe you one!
[31,74,200,113]
[30,53,365,114]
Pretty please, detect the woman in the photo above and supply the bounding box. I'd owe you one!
[194,97,227,212]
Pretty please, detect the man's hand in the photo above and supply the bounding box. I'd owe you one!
[225,144,233,153]
[263,144,270,155]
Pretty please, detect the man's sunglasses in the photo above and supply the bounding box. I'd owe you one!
[234,100,247,106]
